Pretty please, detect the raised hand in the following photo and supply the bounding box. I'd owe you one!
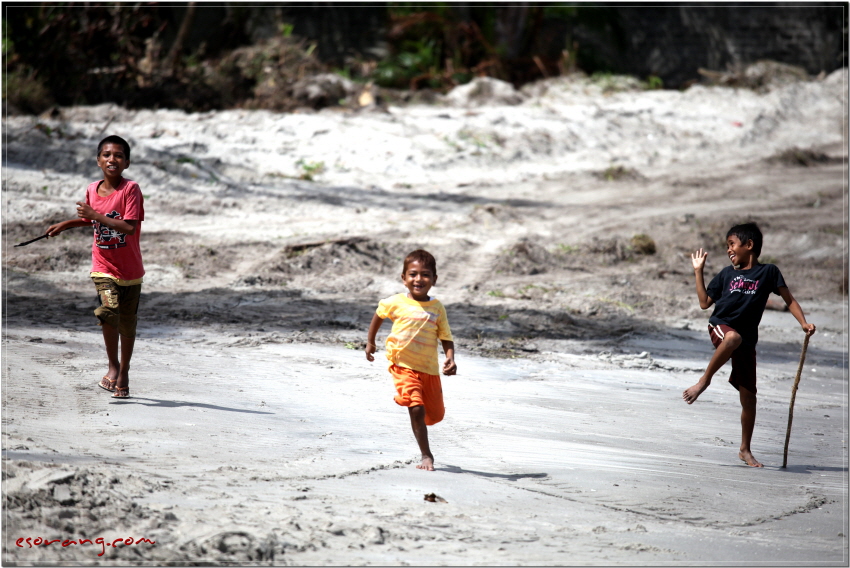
[691,248,707,271]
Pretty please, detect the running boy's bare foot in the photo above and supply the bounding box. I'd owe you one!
[739,449,763,468]
[416,454,435,471]
[683,379,709,404]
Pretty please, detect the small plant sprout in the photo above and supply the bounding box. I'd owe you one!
[296,159,325,181]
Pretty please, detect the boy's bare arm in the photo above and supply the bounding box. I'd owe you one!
[692,248,714,309]
[365,313,385,361]
[75,202,138,235]
[47,219,90,237]
[778,287,816,336]
[441,339,456,375]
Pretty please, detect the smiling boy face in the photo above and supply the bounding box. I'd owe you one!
[727,235,754,269]
[402,260,436,301]
[97,143,129,181]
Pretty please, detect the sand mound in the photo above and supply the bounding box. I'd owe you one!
[3,461,169,563]
[236,238,407,290]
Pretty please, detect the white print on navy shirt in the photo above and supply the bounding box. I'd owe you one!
[93,211,128,249]
[728,275,760,295]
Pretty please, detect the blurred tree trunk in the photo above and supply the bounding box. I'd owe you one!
[495,5,529,59]
[164,2,197,76]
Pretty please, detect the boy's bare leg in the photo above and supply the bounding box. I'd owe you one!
[408,406,434,471]
[116,333,135,390]
[683,331,742,404]
[101,323,134,389]
[738,387,763,467]
[101,323,120,383]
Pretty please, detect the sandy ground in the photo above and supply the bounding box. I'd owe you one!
[2,71,848,565]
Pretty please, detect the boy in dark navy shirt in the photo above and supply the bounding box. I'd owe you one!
[683,223,816,467]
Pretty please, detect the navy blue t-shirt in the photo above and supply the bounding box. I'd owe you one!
[706,263,786,346]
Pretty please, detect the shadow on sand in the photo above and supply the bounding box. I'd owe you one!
[109,397,273,415]
[777,464,848,474]
[439,464,548,481]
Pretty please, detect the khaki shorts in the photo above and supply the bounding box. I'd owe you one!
[92,277,141,337]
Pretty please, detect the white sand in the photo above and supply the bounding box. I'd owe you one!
[3,71,847,564]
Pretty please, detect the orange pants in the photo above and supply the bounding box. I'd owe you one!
[389,365,445,426]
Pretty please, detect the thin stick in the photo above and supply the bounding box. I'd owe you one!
[782,334,811,468]
[14,234,49,247]
[97,115,116,139]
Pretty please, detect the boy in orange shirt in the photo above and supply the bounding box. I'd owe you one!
[366,249,456,471]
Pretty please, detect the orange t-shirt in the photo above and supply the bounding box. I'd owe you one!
[376,294,453,375]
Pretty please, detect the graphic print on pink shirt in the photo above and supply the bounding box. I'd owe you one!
[94,210,129,249]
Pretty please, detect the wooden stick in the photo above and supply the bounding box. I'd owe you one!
[782,334,811,468]
[14,234,49,247]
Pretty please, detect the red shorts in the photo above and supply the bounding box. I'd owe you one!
[708,324,757,394]
[389,365,445,426]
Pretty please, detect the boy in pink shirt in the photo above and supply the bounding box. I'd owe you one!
[47,135,145,398]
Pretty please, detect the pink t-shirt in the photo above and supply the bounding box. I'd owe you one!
[85,178,145,281]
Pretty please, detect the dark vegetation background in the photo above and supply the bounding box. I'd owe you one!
[3,3,847,115]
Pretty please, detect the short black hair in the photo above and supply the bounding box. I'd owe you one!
[727,222,763,258]
[98,135,131,161]
[402,249,437,274]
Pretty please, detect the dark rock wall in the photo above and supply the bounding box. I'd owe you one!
[568,5,846,86]
[170,5,846,87]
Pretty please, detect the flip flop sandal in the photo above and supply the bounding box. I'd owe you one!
[112,387,130,399]
[112,387,130,398]
[98,376,117,392]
